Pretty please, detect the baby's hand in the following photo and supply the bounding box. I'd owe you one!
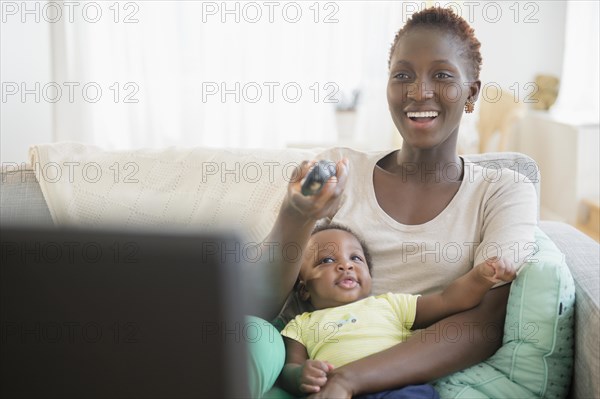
[479,257,517,284]
[298,360,334,394]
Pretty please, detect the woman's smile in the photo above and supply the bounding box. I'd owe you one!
[404,110,441,130]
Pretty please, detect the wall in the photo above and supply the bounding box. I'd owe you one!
[473,1,566,95]
[0,1,568,162]
[1,1,53,164]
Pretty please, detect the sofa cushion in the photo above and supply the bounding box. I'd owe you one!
[433,227,575,398]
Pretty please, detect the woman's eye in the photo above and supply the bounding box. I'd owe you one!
[393,72,410,80]
[435,72,452,79]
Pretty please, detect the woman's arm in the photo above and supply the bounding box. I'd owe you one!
[258,159,349,320]
[413,257,516,329]
[311,284,511,398]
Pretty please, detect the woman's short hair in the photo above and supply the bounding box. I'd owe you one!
[388,6,483,81]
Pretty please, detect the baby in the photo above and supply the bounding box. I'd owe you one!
[279,223,516,398]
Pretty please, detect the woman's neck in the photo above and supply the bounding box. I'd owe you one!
[383,147,463,184]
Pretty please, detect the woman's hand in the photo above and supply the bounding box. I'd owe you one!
[283,158,349,222]
[298,360,334,394]
[307,372,353,399]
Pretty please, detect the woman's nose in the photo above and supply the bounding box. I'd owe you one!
[407,82,434,101]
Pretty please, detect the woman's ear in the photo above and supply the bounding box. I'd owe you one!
[297,281,310,302]
[469,80,482,102]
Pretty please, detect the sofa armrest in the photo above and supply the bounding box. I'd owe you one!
[540,221,600,399]
[0,167,53,225]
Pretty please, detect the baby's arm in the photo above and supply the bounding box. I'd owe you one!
[279,337,334,396]
[413,257,516,330]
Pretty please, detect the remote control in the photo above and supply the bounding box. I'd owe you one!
[301,160,337,196]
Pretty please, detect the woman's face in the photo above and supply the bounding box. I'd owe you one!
[387,27,480,150]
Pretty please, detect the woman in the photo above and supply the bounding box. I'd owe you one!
[253,7,537,398]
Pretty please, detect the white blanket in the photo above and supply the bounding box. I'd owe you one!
[29,142,319,242]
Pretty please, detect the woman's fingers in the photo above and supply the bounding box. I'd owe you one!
[319,158,348,195]
[313,158,348,214]
[303,374,328,387]
[286,158,349,220]
[300,383,321,393]
[290,160,315,187]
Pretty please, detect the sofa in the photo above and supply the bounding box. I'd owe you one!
[1,146,598,398]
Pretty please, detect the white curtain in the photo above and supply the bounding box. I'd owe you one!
[554,0,600,123]
[50,1,406,150]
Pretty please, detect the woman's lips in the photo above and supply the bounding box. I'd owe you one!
[405,111,439,129]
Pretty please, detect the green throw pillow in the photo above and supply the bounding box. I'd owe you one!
[434,228,575,398]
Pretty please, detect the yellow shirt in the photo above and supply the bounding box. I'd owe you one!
[281,293,418,368]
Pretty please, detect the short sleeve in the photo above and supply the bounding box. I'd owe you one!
[474,167,537,271]
[385,293,420,331]
[280,314,307,345]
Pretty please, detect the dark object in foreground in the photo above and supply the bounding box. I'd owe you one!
[0,225,249,399]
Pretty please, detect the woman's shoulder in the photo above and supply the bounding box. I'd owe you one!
[462,155,536,194]
[462,155,537,183]
[459,155,538,218]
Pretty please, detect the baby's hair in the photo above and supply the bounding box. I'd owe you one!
[388,7,482,80]
[310,222,373,274]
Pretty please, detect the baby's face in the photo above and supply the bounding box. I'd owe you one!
[299,229,372,310]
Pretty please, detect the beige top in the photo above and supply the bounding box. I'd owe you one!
[318,147,538,296]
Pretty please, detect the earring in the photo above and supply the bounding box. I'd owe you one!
[465,98,475,113]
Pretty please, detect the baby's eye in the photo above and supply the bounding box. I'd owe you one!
[351,255,364,262]
[319,257,335,264]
